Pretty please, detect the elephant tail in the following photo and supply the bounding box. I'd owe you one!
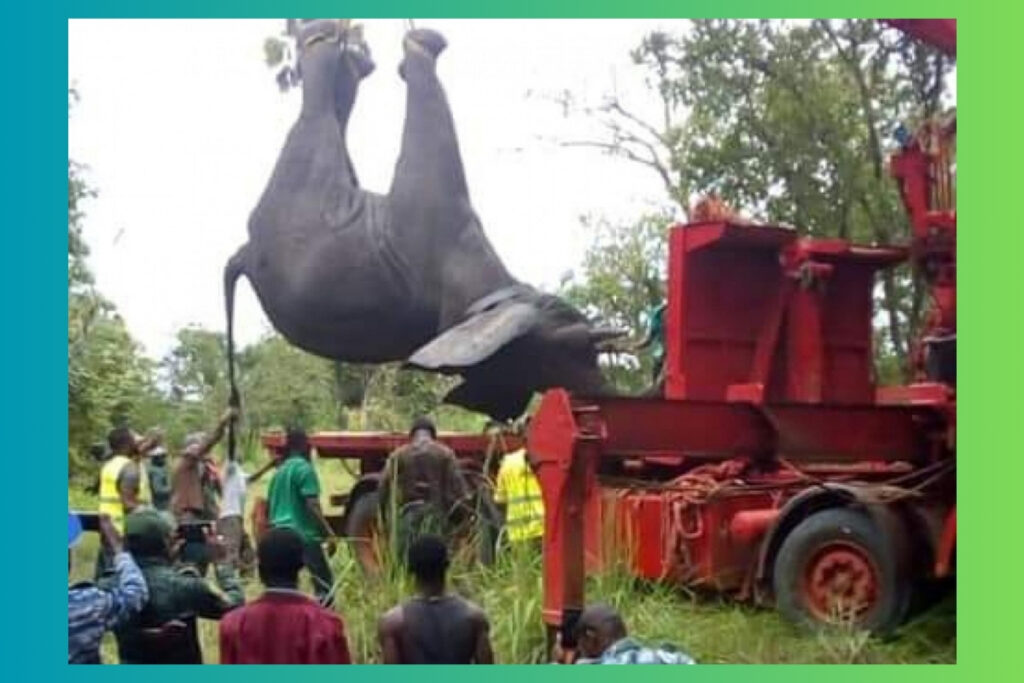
[224,245,248,462]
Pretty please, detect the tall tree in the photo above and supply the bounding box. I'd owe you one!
[561,20,953,377]
[68,89,163,481]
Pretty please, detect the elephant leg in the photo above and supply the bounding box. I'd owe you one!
[389,29,469,203]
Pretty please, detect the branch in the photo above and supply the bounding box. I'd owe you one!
[561,136,677,207]
[604,99,669,147]
[820,20,886,181]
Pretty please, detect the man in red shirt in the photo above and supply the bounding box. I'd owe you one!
[219,527,352,664]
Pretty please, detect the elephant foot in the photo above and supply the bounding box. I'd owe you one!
[342,41,376,80]
[294,19,376,79]
[398,28,448,80]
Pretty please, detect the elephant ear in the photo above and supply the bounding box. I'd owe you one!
[407,300,539,372]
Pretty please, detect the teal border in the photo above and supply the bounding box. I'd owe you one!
[12,0,1021,678]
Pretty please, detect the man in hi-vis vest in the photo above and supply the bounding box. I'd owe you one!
[96,427,154,578]
[493,447,545,552]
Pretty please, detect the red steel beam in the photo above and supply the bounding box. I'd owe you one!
[262,431,522,459]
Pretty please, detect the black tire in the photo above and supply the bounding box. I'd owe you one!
[344,490,381,574]
[773,507,912,634]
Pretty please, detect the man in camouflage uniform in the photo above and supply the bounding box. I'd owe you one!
[377,417,472,562]
[571,604,696,665]
[113,509,244,664]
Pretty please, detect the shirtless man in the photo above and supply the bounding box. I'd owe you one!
[378,534,493,664]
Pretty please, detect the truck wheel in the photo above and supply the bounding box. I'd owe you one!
[773,507,911,634]
[344,490,381,575]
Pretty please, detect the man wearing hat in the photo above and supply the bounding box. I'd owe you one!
[171,408,237,574]
[114,508,244,664]
[68,513,148,663]
[377,417,472,562]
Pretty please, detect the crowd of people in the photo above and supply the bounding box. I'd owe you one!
[69,412,695,665]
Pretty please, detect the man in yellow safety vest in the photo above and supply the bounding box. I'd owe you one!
[96,427,154,578]
[493,448,545,551]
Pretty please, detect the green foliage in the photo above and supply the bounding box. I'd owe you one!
[68,89,163,483]
[561,213,671,392]
[70,481,955,663]
[569,20,954,377]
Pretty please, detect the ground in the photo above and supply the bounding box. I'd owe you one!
[68,456,956,664]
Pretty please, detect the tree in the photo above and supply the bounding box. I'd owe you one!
[561,212,671,392]
[561,20,953,378]
[68,88,166,483]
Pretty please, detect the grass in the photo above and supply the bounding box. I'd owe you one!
[69,456,956,664]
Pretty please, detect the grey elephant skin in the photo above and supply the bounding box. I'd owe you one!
[224,22,613,422]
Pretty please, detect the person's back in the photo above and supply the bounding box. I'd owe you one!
[267,454,320,533]
[397,593,481,664]
[494,449,544,545]
[378,534,493,664]
[220,590,349,664]
[220,527,351,664]
[383,440,466,512]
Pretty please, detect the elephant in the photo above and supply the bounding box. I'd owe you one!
[224,20,618,427]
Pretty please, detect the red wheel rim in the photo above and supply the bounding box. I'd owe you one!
[801,540,880,623]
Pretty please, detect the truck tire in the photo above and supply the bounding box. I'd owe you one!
[773,507,911,634]
[344,490,381,575]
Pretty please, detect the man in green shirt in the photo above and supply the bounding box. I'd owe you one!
[603,302,666,388]
[267,427,338,606]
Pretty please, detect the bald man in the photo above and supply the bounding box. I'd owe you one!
[571,604,696,665]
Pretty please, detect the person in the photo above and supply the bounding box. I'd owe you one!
[569,603,696,665]
[171,408,236,574]
[600,302,666,390]
[96,426,155,578]
[267,427,339,605]
[636,301,667,385]
[217,451,252,575]
[378,534,493,664]
[220,527,352,664]
[114,508,244,664]
[493,446,544,551]
[377,417,472,560]
[68,513,148,664]
[146,445,172,513]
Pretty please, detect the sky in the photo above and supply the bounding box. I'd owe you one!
[68,19,677,360]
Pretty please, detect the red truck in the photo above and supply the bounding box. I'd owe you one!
[257,18,955,638]
[528,19,956,636]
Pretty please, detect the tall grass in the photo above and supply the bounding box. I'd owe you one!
[68,455,955,664]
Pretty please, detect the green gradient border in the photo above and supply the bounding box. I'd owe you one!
[14,0,1021,678]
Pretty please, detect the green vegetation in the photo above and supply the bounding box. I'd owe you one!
[68,19,956,665]
[69,458,954,664]
[559,19,955,385]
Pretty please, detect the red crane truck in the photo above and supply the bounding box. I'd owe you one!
[527,18,956,636]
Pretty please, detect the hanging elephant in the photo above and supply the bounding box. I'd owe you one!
[224,20,618,425]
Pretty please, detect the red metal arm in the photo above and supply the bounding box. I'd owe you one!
[883,19,956,57]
